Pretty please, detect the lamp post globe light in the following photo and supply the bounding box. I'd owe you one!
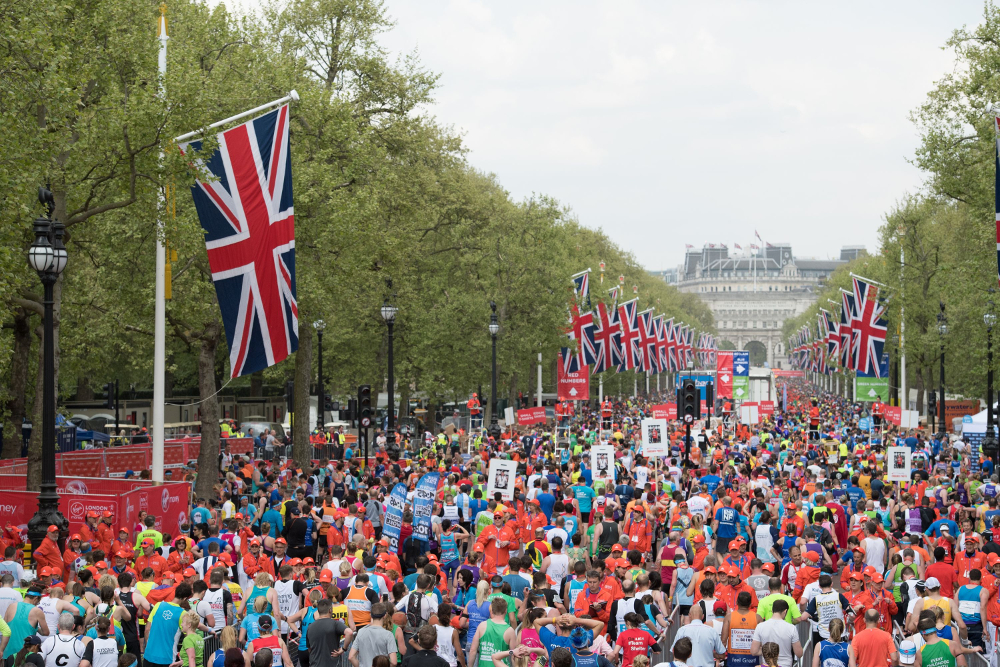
[380,297,398,451]
[937,303,948,442]
[26,187,69,554]
[985,300,998,463]
[488,302,500,440]
[313,320,325,430]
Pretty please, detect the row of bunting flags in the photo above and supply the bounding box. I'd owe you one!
[787,276,888,378]
[560,269,717,378]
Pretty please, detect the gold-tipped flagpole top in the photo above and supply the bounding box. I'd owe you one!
[158,3,168,37]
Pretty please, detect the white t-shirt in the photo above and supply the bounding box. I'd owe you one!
[687,495,711,519]
[751,617,800,667]
[634,467,649,488]
[0,587,23,620]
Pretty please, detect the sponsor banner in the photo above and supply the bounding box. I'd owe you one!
[944,400,980,431]
[486,459,518,501]
[650,403,676,420]
[412,472,439,542]
[2,491,123,536]
[887,446,911,482]
[640,418,669,457]
[119,482,191,538]
[591,444,616,484]
[188,440,201,461]
[382,483,408,554]
[0,476,150,494]
[516,407,547,426]
[716,351,733,398]
[759,401,775,417]
[163,442,188,468]
[557,362,590,401]
[771,370,805,378]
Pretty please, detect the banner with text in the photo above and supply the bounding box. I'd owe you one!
[517,407,547,425]
[412,472,439,542]
[557,362,590,401]
[381,483,408,554]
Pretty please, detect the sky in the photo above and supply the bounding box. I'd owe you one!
[371,1,984,271]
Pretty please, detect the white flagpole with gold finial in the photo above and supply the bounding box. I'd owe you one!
[152,2,168,483]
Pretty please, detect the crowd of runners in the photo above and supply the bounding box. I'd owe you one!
[1,380,1000,667]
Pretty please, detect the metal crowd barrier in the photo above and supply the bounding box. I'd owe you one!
[796,620,814,667]
[652,605,681,664]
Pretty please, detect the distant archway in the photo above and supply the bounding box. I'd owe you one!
[719,340,737,351]
[745,340,767,367]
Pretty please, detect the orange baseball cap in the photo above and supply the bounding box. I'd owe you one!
[288,558,302,566]
[319,570,333,582]
[38,567,53,576]
[95,561,108,569]
[803,551,820,562]
[70,534,82,541]
[850,572,864,581]
[183,567,197,577]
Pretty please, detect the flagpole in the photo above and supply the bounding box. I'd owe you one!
[174,91,301,143]
[152,3,168,483]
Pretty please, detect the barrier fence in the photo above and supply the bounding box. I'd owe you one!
[0,437,254,476]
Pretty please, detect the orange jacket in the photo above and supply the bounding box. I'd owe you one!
[717,582,759,610]
[166,550,195,574]
[135,553,169,583]
[574,585,613,628]
[34,537,63,577]
[477,522,519,569]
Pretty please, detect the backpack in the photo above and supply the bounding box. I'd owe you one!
[405,591,427,631]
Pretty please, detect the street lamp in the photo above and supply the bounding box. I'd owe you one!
[488,302,500,439]
[985,300,997,462]
[937,303,948,441]
[26,187,68,553]
[313,320,325,430]
[380,296,398,451]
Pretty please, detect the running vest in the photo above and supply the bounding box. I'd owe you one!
[89,636,119,667]
[440,532,459,564]
[246,585,272,614]
[726,610,757,667]
[298,607,315,651]
[38,597,61,634]
[597,521,619,557]
[957,585,983,624]
[919,640,955,667]
[567,578,587,613]
[345,585,372,626]
[43,634,85,667]
[275,580,299,634]
[118,590,139,641]
[477,620,510,667]
[250,635,283,667]
[812,590,845,639]
[614,597,641,636]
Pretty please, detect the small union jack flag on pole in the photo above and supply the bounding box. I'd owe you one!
[571,269,591,308]
[183,104,298,378]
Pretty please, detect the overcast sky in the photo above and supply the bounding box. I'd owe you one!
[373,1,983,271]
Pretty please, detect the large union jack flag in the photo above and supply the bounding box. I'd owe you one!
[852,277,888,377]
[183,105,298,378]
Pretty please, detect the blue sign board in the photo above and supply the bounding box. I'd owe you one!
[676,374,716,400]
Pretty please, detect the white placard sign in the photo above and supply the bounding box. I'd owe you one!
[740,405,759,425]
[591,444,616,484]
[504,406,516,425]
[887,446,911,482]
[641,418,669,457]
[487,459,518,501]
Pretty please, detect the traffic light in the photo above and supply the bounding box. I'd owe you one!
[358,385,372,427]
[103,382,115,410]
[928,391,937,412]
[346,398,357,422]
[704,382,714,416]
[324,394,334,411]
[285,381,294,412]
[680,379,700,423]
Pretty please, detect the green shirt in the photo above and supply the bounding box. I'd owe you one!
[477,619,511,667]
[757,593,802,624]
[475,513,494,537]
[919,639,955,667]
[181,632,204,667]
[135,529,163,549]
[486,592,518,628]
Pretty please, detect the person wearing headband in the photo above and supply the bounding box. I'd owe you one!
[911,609,981,667]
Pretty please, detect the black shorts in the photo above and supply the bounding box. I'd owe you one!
[299,648,311,667]
[580,510,591,524]
[678,605,691,617]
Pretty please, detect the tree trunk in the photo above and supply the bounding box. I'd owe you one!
[194,324,222,499]
[508,371,518,417]
[76,376,94,402]
[2,309,31,459]
[292,325,312,465]
[250,371,263,397]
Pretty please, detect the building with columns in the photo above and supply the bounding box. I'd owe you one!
[659,244,866,368]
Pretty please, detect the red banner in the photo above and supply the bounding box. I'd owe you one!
[651,403,677,420]
[557,363,590,401]
[771,370,805,378]
[517,407,547,425]
[106,448,150,477]
[716,351,734,398]
[3,490,119,535]
[120,483,191,537]
[759,401,775,417]
[163,442,188,468]
[0,476,150,494]
[60,451,106,478]
[883,406,902,426]
[226,437,253,455]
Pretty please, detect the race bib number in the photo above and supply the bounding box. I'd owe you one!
[730,628,753,651]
